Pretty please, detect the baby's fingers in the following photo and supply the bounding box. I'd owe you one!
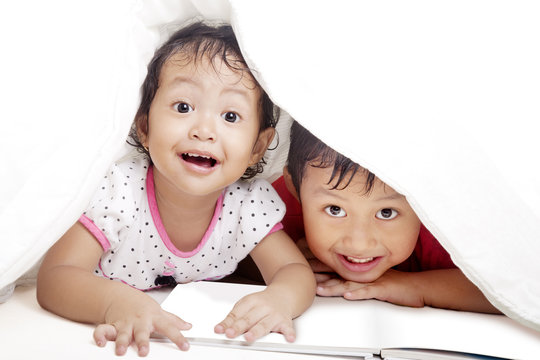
[244,317,296,343]
[93,323,133,355]
[215,300,265,339]
[153,314,192,352]
[94,323,135,355]
[133,324,151,357]
[94,324,117,348]
[216,310,259,339]
[114,324,134,356]
[274,321,296,343]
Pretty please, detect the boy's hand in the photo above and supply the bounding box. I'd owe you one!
[214,290,296,343]
[93,295,192,356]
[315,269,425,308]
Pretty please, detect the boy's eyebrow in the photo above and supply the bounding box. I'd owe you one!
[315,186,405,202]
[313,186,349,200]
[373,193,405,202]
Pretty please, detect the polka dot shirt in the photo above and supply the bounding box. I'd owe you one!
[79,155,285,290]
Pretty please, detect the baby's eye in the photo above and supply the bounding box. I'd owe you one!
[324,205,346,218]
[222,111,239,123]
[175,102,193,113]
[376,208,398,220]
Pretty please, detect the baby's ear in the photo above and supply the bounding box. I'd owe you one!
[136,114,149,148]
[249,127,275,164]
[283,166,300,201]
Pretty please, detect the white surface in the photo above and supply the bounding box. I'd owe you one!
[161,281,540,360]
[0,285,362,360]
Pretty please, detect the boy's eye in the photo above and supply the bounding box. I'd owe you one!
[376,208,398,220]
[324,205,346,218]
[222,111,239,123]
[175,102,193,113]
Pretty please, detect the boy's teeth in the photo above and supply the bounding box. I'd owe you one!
[346,256,374,264]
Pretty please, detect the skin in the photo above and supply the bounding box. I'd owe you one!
[37,53,315,357]
[283,164,500,314]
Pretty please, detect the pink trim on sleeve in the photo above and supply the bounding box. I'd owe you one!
[146,165,224,258]
[268,222,283,235]
[79,214,111,251]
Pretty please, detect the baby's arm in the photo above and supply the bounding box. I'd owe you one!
[215,230,316,342]
[36,222,191,356]
[316,268,500,314]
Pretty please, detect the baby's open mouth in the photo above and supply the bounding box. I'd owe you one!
[181,153,217,168]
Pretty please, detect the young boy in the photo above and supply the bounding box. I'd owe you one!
[275,121,499,314]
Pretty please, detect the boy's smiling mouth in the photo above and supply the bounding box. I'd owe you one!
[345,255,374,264]
[338,254,381,273]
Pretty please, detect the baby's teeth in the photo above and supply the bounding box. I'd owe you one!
[187,153,210,159]
[346,256,373,264]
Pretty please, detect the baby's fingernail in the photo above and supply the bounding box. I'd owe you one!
[138,346,148,356]
[286,334,296,342]
[181,342,190,351]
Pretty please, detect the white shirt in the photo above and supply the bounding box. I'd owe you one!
[80,155,284,290]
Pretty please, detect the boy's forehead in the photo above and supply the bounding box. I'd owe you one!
[303,165,370,191]
[303,162,368,187]
[302,164,401,199]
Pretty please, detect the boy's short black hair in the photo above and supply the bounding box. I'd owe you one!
[287,121,375,196]
[128,21,279,179]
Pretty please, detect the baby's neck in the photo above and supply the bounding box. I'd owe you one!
[152,171,223,252]
[155,187,221,252]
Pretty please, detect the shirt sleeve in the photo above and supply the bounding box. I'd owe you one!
[78,160,145,251]
[236,178,286,247]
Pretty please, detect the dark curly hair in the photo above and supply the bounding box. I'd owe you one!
[128,21,279,179]
[287,121,376,196]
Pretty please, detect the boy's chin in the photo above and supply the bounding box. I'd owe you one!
[337,269,383,284]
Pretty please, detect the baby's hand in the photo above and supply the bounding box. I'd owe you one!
[316,269,425,308]
[214,290,295,343]
[93,294,192,356]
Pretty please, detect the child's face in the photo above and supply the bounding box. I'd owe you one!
[296,165,421,283]
[142,53,273,197]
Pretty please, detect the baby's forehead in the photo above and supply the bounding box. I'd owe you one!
[163,51,257,87]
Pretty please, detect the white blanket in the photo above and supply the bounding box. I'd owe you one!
[1,0,539,331]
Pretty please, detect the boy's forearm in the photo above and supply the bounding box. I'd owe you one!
[414,268,500,314]
[265,263,317,318]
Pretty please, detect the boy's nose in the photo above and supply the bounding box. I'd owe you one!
[188,112,217,142]
[345,223,377,249]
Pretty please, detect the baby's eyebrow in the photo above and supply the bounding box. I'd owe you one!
[170,75,197,87]
[220,86,251,100]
